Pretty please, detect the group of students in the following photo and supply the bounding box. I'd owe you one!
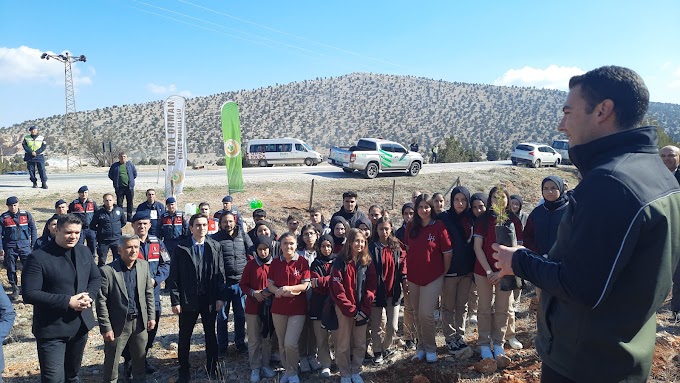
[234,176,570,383]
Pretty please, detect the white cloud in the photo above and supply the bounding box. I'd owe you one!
[494,65,585,91]
[146,83,192,97]
[0,46,92,86]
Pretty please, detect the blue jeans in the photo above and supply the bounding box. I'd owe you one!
[217,283,246,349]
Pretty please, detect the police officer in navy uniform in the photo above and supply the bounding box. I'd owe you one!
[121,210,171,376]
[159,197,188,255]
[90,193,127,266]
[213,196,246,233]
[136,189,166,236]
[0,196,37,300]
[22,125,47,189]
[68,186,98,255]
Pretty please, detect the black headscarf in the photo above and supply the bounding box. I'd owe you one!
[315,234,336,264]
[254,235,273,265]
[542,175,569,211]
[353,215,372,233]
[329,216,349,247]
[470,192,487,221]
[448,186,474,237]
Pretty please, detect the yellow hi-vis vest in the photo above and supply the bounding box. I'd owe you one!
[24,134,45,152]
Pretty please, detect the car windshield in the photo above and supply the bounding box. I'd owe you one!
[552,141,569,150]
[303,143,313,151]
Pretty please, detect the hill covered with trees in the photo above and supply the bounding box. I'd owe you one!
[2,73,679,165]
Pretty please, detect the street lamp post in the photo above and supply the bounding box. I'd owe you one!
[40,51,87,172]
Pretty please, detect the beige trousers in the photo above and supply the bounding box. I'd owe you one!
[474,274,512,346]
[441,274,473,343]
[408,275,444,353]
[272,314,305,376]
[312,320,333,368]
[370,302,400,353]
[246,313,272,370]
[333,305,367,377]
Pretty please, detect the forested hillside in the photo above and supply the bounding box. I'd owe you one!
[2,73,679,164]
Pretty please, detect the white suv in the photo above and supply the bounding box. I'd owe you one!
[511,142,562,168]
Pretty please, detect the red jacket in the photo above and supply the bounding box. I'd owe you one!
[239,257,271,315]
[330,257,377,318]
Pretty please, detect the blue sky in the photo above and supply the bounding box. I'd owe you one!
[1,0,679,128]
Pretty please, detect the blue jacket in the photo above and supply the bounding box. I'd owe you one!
[108,161,137,190]
[90,206,126,241]
[0,210,37,249]
[139,235,171,312]
[159,211,188,252]
[68,198,97,227]
[0,287,15,375]
[512,126,680,382]
[136,201,166,236]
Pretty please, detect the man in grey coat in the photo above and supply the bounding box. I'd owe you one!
[97,234,155,383]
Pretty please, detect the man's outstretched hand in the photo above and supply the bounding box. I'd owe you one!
[491,243,523,277]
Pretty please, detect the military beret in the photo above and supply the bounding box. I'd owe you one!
[55,199,67,208]
[222,195,233,203]
[78,185,88,193]
[131,210,151,222]
[166,197,176,204]
[6,196,18,205]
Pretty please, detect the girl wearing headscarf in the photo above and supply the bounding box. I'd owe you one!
[440,186,476,359]
[329,216,350,254]
[509,195,529,229]
[308,234,337,378]
[240,235,277,382]
[467,192,487,326]
[296,224,321,373]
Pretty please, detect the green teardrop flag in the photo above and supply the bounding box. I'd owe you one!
[220,101,244,193]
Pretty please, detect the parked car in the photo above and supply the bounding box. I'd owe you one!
[511,142,562,168]
[328,138,424,179]
[245,137,323,167]
[551,139,571,165]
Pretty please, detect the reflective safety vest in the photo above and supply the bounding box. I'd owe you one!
[207,218,219,235]
[24,134,45,152]
[0,210,33,244]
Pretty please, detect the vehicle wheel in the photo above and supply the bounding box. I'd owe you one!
[343,168,354,174]
[304,158,313,166]
[267,164,274,167]
[511,159,518,166]
[554,159,560,167]
[258,159,268,167]
[533,159,541,168]
[408,161,421,176]
[363,162,379,179]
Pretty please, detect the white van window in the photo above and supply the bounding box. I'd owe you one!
[295,144,307,152]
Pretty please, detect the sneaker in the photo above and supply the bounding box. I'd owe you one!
[308,357,322,371]
[320,368,331,378]
[468,315,478,325]
[279,374,289,383]
[411,350,426,361]
[480,345,493,360]
[494,344,511,368]
[383,348,396,359]
[508,337,523,350]
[493,344,506,358]
[261,366,276,378]
[372,351,384,365]
[446,339,462,354]
[299,356,312,373]
[351,373,365,383]
[404,340,417,350]
[250,369,261,383]
[340,377,352,383]
[426,352,437,363]
[288,374,300,383]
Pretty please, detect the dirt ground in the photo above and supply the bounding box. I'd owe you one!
[2,166,679,382]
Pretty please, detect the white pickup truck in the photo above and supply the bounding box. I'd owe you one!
[328,138,424,179]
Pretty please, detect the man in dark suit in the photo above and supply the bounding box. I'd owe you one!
[22,214,102,383]
[97,234,155,383]
[170,213,226,382]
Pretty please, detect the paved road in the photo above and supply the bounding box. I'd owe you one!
[0,161,512,199]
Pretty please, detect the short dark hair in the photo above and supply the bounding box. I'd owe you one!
[189,213,209,227]
[342,191,358,199]
[252,209,267,219]
[569,66,649,130]
[198,202,210,209]
[57,214,85,230]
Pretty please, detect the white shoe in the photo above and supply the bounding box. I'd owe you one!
[308,357,322,371]
[468,314,478,325]
[250,369,261,383]
[426,352,437,363]
[288,374,300,383]
[320,367,331,378]
[351,373,365,383]
[508,337,523,350]
[261,366,276,378]
[411,350,426,361]
[299,357,311,373]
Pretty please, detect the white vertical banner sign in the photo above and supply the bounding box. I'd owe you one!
[164,95,187,198]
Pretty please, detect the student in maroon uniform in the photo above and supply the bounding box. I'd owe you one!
[404,194,453,363]
[267,233,310,383]
[240,236,277,383]
[330,229,377,383]
[431,193,446,217]
[296,224,321,373]
[369,218,407,364]
[472,186,523,361]
[367,205,386,228]
[467,192,487,325]
[308,234,336,378]
[329,216,349,254]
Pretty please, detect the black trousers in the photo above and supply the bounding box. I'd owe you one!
[178,299,218,374]
[123,310,161,361]
[36,324,89,383]
[96,239,120,266]
[77,228,97,256]
[541,363,577,383]
[116,187,135,220]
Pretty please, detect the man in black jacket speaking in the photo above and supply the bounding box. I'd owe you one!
[492,66,680,382]
[22,214,102,383]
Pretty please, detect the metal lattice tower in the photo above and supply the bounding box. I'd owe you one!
[41,51,87,172]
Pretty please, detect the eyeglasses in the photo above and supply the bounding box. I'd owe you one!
[302,232,317,237]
